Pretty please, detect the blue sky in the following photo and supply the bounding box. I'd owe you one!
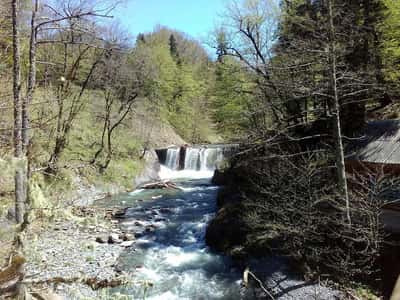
[114,0,227,40]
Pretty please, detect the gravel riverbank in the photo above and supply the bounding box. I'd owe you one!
[24,207,133,299]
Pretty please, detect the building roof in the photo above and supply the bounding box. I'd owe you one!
[347,119,400,164]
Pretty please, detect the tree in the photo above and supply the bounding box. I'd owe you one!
[47,48,104,173]
[168,34,179,62]
[31,0,116,173]
[380,0,400,85]
[131,27,215,142]
[327,0,350,224]
[212,56,254,138]
[12,0,26,224]
[91,47,143,172]
[215,29,228,62]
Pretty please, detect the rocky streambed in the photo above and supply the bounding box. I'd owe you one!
[24,207,136,299]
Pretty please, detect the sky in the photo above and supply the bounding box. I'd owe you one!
[114,0,227,41]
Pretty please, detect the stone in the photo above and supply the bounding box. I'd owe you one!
[6,207,15,222]
[145,226,155,233]
[120,233,135,241]
[96,236,107,244]
[154,217,167,222]
[120,241,135,247]
[134,231,144,238]
[113,208,129,219]
[108,234,122,244]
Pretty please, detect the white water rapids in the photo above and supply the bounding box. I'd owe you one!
[98,146,251,299]
[92,146,340,300]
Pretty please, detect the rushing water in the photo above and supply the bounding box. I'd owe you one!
[96,147,251,299]
[163,147,225,171]
[94,146,341,300]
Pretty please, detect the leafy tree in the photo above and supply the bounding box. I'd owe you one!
[380,0,400,85]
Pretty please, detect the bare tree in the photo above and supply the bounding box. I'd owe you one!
[46,48,104,173]
[327,0,350,224]
[90,36,143,171]
[23,0,39,153]
[28,0,118,173]
[12,0,25,224]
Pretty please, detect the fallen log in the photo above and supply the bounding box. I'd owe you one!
[141,181,181,190]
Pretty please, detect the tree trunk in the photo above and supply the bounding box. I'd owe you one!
[21,0,39,227]
[12,0,25,224]
[23,0,38,151]
[327,0,350,225]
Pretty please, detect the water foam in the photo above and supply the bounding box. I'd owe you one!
[158,165,214,180]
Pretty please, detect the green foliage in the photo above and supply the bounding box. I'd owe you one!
[131,28,217,143]
[380,0,400,83]
[211,57,254,139]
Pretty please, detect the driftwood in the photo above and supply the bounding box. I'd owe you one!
[0,254,26,298]
[141,181,181,190]
[243,267,275,300]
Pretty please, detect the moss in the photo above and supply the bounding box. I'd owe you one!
[354,287,380,300]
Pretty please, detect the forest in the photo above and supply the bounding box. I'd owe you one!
[1,0,400,299]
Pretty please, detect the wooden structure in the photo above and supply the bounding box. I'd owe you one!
[346,119,400,175]
[345,120,400,298]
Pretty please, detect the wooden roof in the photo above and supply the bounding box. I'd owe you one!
[346,119,400,164]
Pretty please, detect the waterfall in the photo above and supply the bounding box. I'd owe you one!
[165,148,179,170]
[157,145,236,179]
[184,148,201,170]
[182,147,225,171]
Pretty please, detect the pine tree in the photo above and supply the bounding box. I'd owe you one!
[168,34,180,63]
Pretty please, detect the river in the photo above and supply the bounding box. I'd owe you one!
[94,146,254,299]
[95,147,340,300]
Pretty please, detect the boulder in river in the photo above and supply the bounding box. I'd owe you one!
[120,233,135,241]
[120,241,135,248]
[108,233,122,244]
[96,236,108,244]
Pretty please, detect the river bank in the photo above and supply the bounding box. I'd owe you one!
[23,206,134,299]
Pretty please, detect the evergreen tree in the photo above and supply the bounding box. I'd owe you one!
[168,34,180,63]
[216,30,228,63]
[136,33,146,44]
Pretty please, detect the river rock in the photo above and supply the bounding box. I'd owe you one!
[134,232,144,238]
[134,221,143,226]
[108,233,122,244]
[96,236,108,244]
[113,208,129,219]
[120,241,135,247]
[145,226,156,233]
[120,233,135,241]
[6,207,15,222]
